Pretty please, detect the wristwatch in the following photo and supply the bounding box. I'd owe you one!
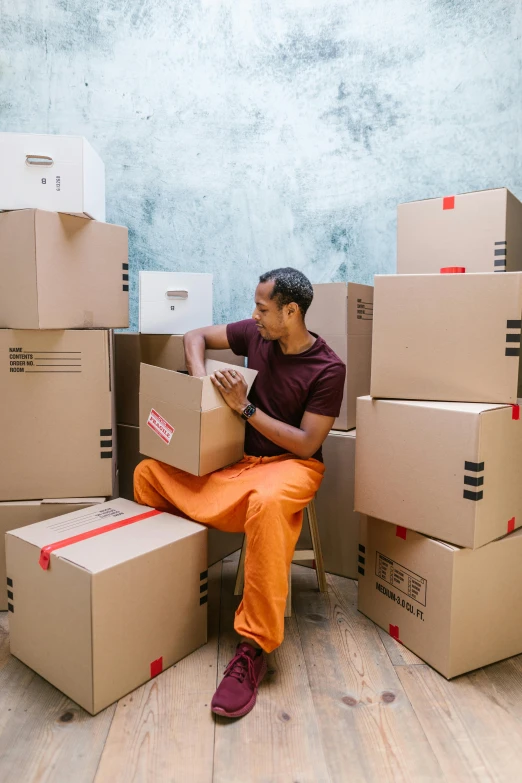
[241,403,257,420]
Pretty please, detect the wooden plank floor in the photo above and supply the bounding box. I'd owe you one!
[1,555,522,782]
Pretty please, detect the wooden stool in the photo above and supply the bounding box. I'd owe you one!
[233,498,327,618]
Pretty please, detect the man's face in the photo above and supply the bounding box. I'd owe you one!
[252,281,287,340]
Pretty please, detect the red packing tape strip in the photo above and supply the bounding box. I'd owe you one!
[396,526,407,540]
[508,517,516,533]
[150,656,163,678]
[39,508,162,570]
[440,266,466,274]
[512,404,520,421]
[443,196,455,210]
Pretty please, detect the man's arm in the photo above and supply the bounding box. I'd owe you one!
[211,368,334,459]
[183,325,230,377]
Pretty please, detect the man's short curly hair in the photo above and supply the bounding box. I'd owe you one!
[258,267,314,317]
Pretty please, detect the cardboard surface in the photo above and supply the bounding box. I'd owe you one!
[358,516,522,678]
[0,498,104,611]
[306,282,373,429]
[0,210,128,329]
[116,423,243,564]
[296,430,360,578]
[371,272,522,403]
[355,396,522,549]
[0,132,105,221]
[0,329,116,500]
[139,272,213,334]
[114,333,245,426]
[139,359,257,476]
[6,497,208,713]
[397,188,522,275]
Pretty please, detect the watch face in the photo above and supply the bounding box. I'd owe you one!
[243,404,256,419]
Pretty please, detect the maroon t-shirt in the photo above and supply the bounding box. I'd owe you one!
[226,319,346,461]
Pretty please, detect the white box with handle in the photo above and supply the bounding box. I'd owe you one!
[0,132,105,221]
[139,271,213,334]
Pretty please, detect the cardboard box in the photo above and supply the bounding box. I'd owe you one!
[139,272,213,334]
[371,272,522,403]
[139,360,258,476]
[6,498,208,714]
[306,282,373,430]
[114,333,245,426]
[0,210,128,329]
[358,516,522,678]
[355,396,522,549]
[0,329,116,500]
[0,498,104,611]
[397,188,522,275]
[296,430,361,578]
[0,132,105,221]
[116,423,244,564]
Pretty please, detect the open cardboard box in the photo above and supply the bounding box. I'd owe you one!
[139,359,258,476]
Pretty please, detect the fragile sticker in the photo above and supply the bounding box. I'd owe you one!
[147,408,174,444]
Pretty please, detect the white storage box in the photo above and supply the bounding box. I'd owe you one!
[0,133,105,221]
[139,272,213,334]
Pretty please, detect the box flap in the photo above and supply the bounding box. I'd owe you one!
[7,497,207,574]
[140,363,203,411]
[201,359,258,411]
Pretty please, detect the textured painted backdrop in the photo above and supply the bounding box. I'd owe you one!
[1,0,521,327]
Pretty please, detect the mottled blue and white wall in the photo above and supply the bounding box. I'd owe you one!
[1,0,521,327]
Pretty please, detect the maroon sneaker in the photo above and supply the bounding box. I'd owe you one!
[211,642,267,718]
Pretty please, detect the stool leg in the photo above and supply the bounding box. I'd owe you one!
[284,566,292,617]
[307,500,328,592]
[234,536,246,596]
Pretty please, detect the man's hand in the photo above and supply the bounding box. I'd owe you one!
[211,369,249,415]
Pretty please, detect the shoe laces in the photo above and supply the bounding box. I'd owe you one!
[223,648,257,684]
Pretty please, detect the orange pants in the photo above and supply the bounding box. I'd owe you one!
[134,454,325,653]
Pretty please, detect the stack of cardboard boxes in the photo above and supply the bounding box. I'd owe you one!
[0,131,128,609]
[355,188,522,678]
[299,281,373,577]
[1,134,214,714]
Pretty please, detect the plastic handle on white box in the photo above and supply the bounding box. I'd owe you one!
[25,154,54,167]
[166,289,189,299]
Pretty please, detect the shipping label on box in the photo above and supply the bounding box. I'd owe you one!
[0,132,105,220]
[0,210,128,329]
[358,516,522,678]
[370,272,522,403]
[6,497,208,714]
[355,396,522,549]
[0,329,115,500]
[306,282,373,430]
[397,188,522,275]
[139,359,258,476]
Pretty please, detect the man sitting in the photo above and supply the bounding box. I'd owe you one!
[134,267,346,718]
